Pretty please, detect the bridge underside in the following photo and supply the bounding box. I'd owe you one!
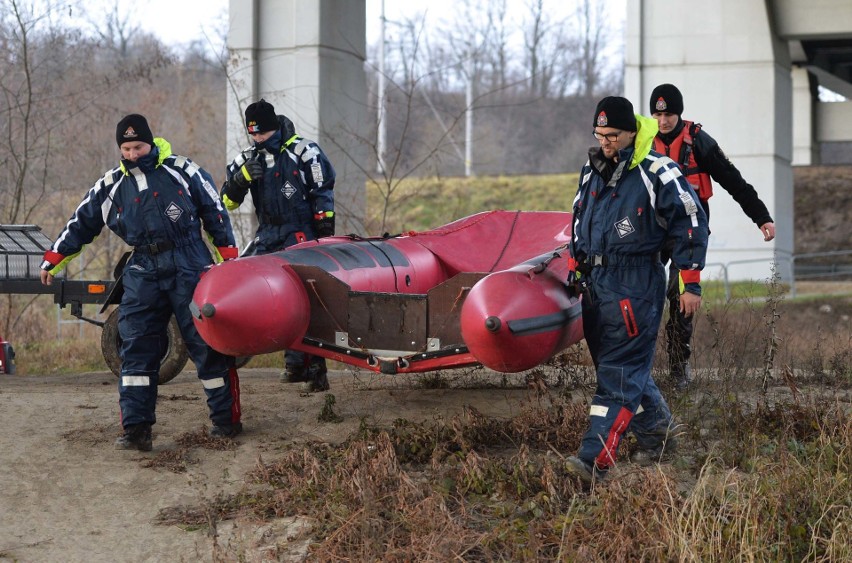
[626,0,852,281]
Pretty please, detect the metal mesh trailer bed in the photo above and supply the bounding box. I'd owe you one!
[0,225,187,380]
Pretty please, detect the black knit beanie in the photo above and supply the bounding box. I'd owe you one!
[650,83,684,115]
[245,99,279,134]
[115,114,154,147]
[593,96,637,131]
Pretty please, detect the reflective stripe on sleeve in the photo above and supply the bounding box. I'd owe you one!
[101,180,121,223]
[638,166,661,225]
[659,166,683,185]
[301,146,320,162]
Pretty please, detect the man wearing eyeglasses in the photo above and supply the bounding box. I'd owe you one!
[650,83,775,390]
[564,96,709,484]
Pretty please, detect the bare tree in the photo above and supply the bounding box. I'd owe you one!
[369,0,623,178]
[574,0,607,97]
[483,0,512,96]
[88,1,141,58]
[0,0,225,338]
[523,0,547,98]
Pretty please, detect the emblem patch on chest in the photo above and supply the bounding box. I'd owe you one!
[165,202,183,222]
[614,217,635,238]
[281,181,297,199]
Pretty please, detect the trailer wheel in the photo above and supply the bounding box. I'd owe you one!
[101,308,189,384]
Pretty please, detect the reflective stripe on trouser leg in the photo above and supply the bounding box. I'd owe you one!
[118,333,161,427]
[167,278,240,427]
[118,265,173,428]
[578,264,665,467]
[198,368,240,427]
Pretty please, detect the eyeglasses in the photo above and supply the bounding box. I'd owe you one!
[593,130,622,143]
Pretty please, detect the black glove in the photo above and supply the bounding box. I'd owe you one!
[313,215,335,238]
[232,159,264,189]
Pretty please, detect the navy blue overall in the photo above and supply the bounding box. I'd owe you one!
[45,139,241,429]
[570,116,708,470]
[223,118,335,374]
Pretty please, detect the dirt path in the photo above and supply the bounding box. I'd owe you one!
[0,368,531,562]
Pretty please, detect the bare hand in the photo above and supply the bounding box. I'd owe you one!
[760,222,775,242]
[679,291,701,317]
[40,270,53,286]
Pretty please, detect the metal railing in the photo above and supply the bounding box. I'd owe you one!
[702,249,852,300]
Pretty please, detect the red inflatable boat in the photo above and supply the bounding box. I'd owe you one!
[191,210,583,374]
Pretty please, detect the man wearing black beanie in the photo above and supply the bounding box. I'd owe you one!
[222,98,337,392]
[40,113,243,451]
[649,83,776,390]
[563,96,709,485]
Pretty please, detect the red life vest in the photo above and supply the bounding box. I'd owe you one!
[653,120,713,201]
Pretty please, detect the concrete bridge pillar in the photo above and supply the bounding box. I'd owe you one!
[227,0,369,245]
[626,0,794,281]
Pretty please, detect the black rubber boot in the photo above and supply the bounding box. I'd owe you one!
[565,455,607,485]
[303,363,330,392]
[281,364,308,383]
[115,423,153,452]
[209,422,243,438]
[630,435,679,466]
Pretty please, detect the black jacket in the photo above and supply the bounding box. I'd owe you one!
[658,120,773,226]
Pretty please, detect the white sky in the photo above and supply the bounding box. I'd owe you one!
[98,0,230,51]
[115,0,624,54]
[144,0,229,48]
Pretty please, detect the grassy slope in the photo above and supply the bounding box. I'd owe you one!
[371,165,852,254]
[366,173,577,234]
[793,165,852,253]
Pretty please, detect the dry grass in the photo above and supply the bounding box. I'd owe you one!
[151,378,849,561]
[141,448,198,474]
[138,428,239,475]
